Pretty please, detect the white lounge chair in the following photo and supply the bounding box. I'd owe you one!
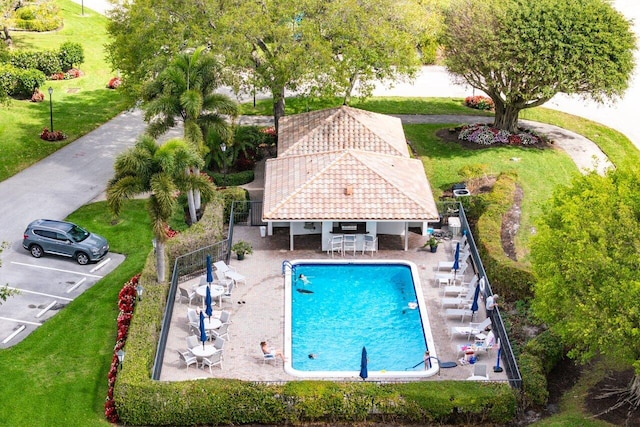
[214,261,247,286]
[441,286,476,308]
[442,275,478,296]
[437,251,470,271]
[451,317,492,340]
[445,307,473,322]
[467,364,489,381]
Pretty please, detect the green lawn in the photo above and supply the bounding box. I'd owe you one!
[0,0,129,181]
[0,200,153,426]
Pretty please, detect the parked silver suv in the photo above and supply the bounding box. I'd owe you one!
[22,219,109,265]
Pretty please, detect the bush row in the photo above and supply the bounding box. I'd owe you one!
[8,42,84,76]
[113,194,517,425]
[474,170,535,301]
[207,169,254,187]
[472,171,565,408]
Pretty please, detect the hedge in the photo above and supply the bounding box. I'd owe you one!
[207,169,254,187]
[474,170,535,302]
[113,194,517,426]
[11,1,63,32]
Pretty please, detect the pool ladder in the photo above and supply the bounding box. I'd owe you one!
[281,260,293,276]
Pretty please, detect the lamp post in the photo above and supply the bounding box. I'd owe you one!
[136,284,144,301]
[220,143,227,187]
[47,87,54,132]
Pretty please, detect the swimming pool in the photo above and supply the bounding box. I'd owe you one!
[284,259,439,379]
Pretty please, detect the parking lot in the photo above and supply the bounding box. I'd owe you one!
[0,239,124,348]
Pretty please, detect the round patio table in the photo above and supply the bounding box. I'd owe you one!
[195,285,225,308]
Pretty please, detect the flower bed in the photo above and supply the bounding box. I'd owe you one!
[458,123,545,146]
[464,95,494,111]
[105,274,141,424]
[40,128,66,141]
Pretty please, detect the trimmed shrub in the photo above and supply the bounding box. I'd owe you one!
[518,353,549,407]
[9,50,39,71]
[0,63,18,97]
[58,42,84,70]
[38,50,63,76]
[208,169,254,187]
[14,68,46,97]
[12,1,63,32]
[524,329,564,374]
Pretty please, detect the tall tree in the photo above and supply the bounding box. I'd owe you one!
[441,0,635,132]
[530,167,640,416]
[107,135,214,282]
[142,47,238,221]
[106,0,433,129]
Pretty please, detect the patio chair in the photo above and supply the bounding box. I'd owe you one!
[343,235,357,256]
[467,364,489,381]
[213,322,230,342]
[445,307,473,322]
[214,269,233,290]
[178,287,197,306]
[451,317,492,340]
[262,349,277,366]
[219,310,231,325]
[186,335,200,351]
[213,336,225,353]
[201,351,223,373]
[437,251,470,271]
[186,308,199,333]
[441,286,476,308]
[441,272,476,295]
[449,234,468,254]
[214,261,247,286]
[327,235,344,257]
[362,235,377,256]
[220,281,234,306]
[177,350,198,370]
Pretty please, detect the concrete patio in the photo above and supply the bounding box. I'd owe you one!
[159,224,509,384]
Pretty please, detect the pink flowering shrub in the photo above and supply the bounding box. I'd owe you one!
[458,123,544,146]
[464,95,494,111]
[31,89,44,102]
[107,77,122,89]
[104,274,141,424]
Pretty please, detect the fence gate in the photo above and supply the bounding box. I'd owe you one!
[250,201,266,226]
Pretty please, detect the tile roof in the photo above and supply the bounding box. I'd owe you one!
[277,106,409,158]
[263,150,439,221]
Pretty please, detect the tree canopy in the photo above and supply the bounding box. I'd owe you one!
[106,0,436,127]
[530,167,640,407]
[441,0,636,132]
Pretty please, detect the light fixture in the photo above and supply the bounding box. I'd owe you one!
[47,87,54,132]
[136,284,143,301]
[220,143,227,186]
[116,349,125,369]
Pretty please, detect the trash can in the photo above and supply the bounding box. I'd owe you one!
[448,217,461,236]
[260,226,267,237]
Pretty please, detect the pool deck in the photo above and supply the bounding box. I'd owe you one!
[159,225,510,383]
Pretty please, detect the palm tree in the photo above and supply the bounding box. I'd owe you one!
[142,47,238,223]
[106,135,214,282]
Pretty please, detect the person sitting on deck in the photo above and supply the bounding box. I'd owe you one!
[261,341,287,361]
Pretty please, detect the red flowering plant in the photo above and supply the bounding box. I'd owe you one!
[464,95,494,111]
[107,77,122,89]
[164,224,179,238]
[40,128,66,141]
[104,273,141,424]
[49,72,66,81]
[457,123,545,146]
[31,89,44,102]
[65,68,82,79]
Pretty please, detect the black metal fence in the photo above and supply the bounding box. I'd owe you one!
[449,202,523,389]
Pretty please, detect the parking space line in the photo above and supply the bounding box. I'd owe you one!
[7,287,73,301]
[11,261,104,278]
[35,301,58,318]
[91,258,111,273]
[0,316,42,327]
[67,277,86,293]
[2,325,27,344]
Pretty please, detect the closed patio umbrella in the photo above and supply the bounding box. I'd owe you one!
[205,285,213,320]
[452,242,460,279]
[359,346,368,381]
[206,255,213,285]
[199,311,207,349]
[470,282,481,317]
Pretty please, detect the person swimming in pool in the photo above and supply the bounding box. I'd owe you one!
[298,274,311,285]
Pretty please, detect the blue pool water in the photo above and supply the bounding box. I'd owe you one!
[285,260,437,378]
